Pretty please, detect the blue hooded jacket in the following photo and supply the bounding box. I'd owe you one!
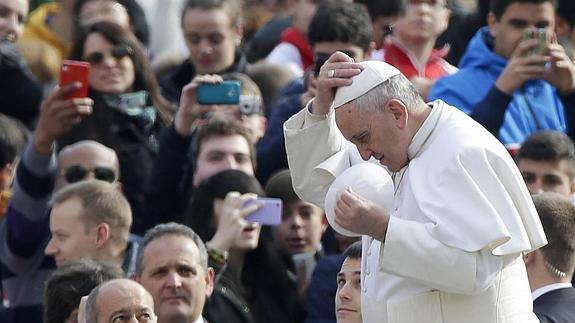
[429,27,566,146]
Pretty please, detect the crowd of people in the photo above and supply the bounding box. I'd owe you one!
[1,0,575,322]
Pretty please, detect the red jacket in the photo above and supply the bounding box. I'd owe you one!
[383,41,457,81]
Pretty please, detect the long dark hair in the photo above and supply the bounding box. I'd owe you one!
[184,169,264,240]
[184,170,304,323]
[69,21,174,124]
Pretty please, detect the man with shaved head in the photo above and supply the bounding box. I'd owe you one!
[85,279,157,323]
[0,85,137,322]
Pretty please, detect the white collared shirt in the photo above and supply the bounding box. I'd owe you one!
[532,283,572,301]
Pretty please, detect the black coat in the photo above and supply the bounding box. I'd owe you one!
[58,90,161,233]
[533,287,575,323]
[0,40,43,129]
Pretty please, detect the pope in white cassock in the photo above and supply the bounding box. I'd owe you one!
[283,52,548,323]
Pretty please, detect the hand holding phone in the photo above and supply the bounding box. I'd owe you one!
[59,60,90,99]
[522,28,549,57]
[244,197,282,226]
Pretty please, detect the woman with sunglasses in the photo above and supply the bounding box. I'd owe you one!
[59,21,174,234]
[184,169,305,323]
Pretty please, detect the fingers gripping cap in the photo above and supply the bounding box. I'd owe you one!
[324,162,394,237]
[332,61,401,110]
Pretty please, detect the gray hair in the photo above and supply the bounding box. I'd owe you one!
[135,222,208,274]
[354,74,424,113]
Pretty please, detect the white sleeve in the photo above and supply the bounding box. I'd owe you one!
[380,216,508,295]
[284,101,364,208]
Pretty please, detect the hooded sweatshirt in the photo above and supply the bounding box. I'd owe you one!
[429,27,569,147]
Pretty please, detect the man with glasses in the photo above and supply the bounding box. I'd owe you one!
[0,84,138,323]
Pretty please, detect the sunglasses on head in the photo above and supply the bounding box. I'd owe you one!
[63,165,117,183]
[83,45,134,66]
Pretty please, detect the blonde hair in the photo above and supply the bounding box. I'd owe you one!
[51,180,132,248]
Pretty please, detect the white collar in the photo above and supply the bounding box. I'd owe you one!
[532,282,572,301]
[407,100,443,161]
[193,317,205,323]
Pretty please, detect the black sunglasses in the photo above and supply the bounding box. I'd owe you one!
[63,165,117,183]
[83,45,134,66]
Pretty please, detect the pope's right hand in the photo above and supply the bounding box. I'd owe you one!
[312,51,363,116]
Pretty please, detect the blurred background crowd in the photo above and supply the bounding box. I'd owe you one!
[2,0,575,322]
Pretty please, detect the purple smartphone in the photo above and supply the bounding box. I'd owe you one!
[245,197,282,226]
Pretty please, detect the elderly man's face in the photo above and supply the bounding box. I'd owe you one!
[335,102,409,172]
[335,257,361,323]
[95,279,157,323]
[135,235,214,323]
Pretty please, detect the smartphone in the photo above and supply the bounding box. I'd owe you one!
[197,81,241,105]
[59,60,90,99]
[244,197,282,226]
[522,28,549,56]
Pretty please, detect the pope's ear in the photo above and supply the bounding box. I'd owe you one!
[386,99,408,128]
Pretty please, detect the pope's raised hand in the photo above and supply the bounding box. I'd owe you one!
[334,187,389,241]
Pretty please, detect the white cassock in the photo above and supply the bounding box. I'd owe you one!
[284,95,547,323]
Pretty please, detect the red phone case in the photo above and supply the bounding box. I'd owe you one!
[59,60,90,99]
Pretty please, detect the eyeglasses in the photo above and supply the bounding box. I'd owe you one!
[63,165,117,183]
[83,45,134,66]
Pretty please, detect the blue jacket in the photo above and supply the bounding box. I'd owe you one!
[429,27,573,146]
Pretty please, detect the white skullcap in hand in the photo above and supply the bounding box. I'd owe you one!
[324,162,394,237]
[332,61,401,109]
